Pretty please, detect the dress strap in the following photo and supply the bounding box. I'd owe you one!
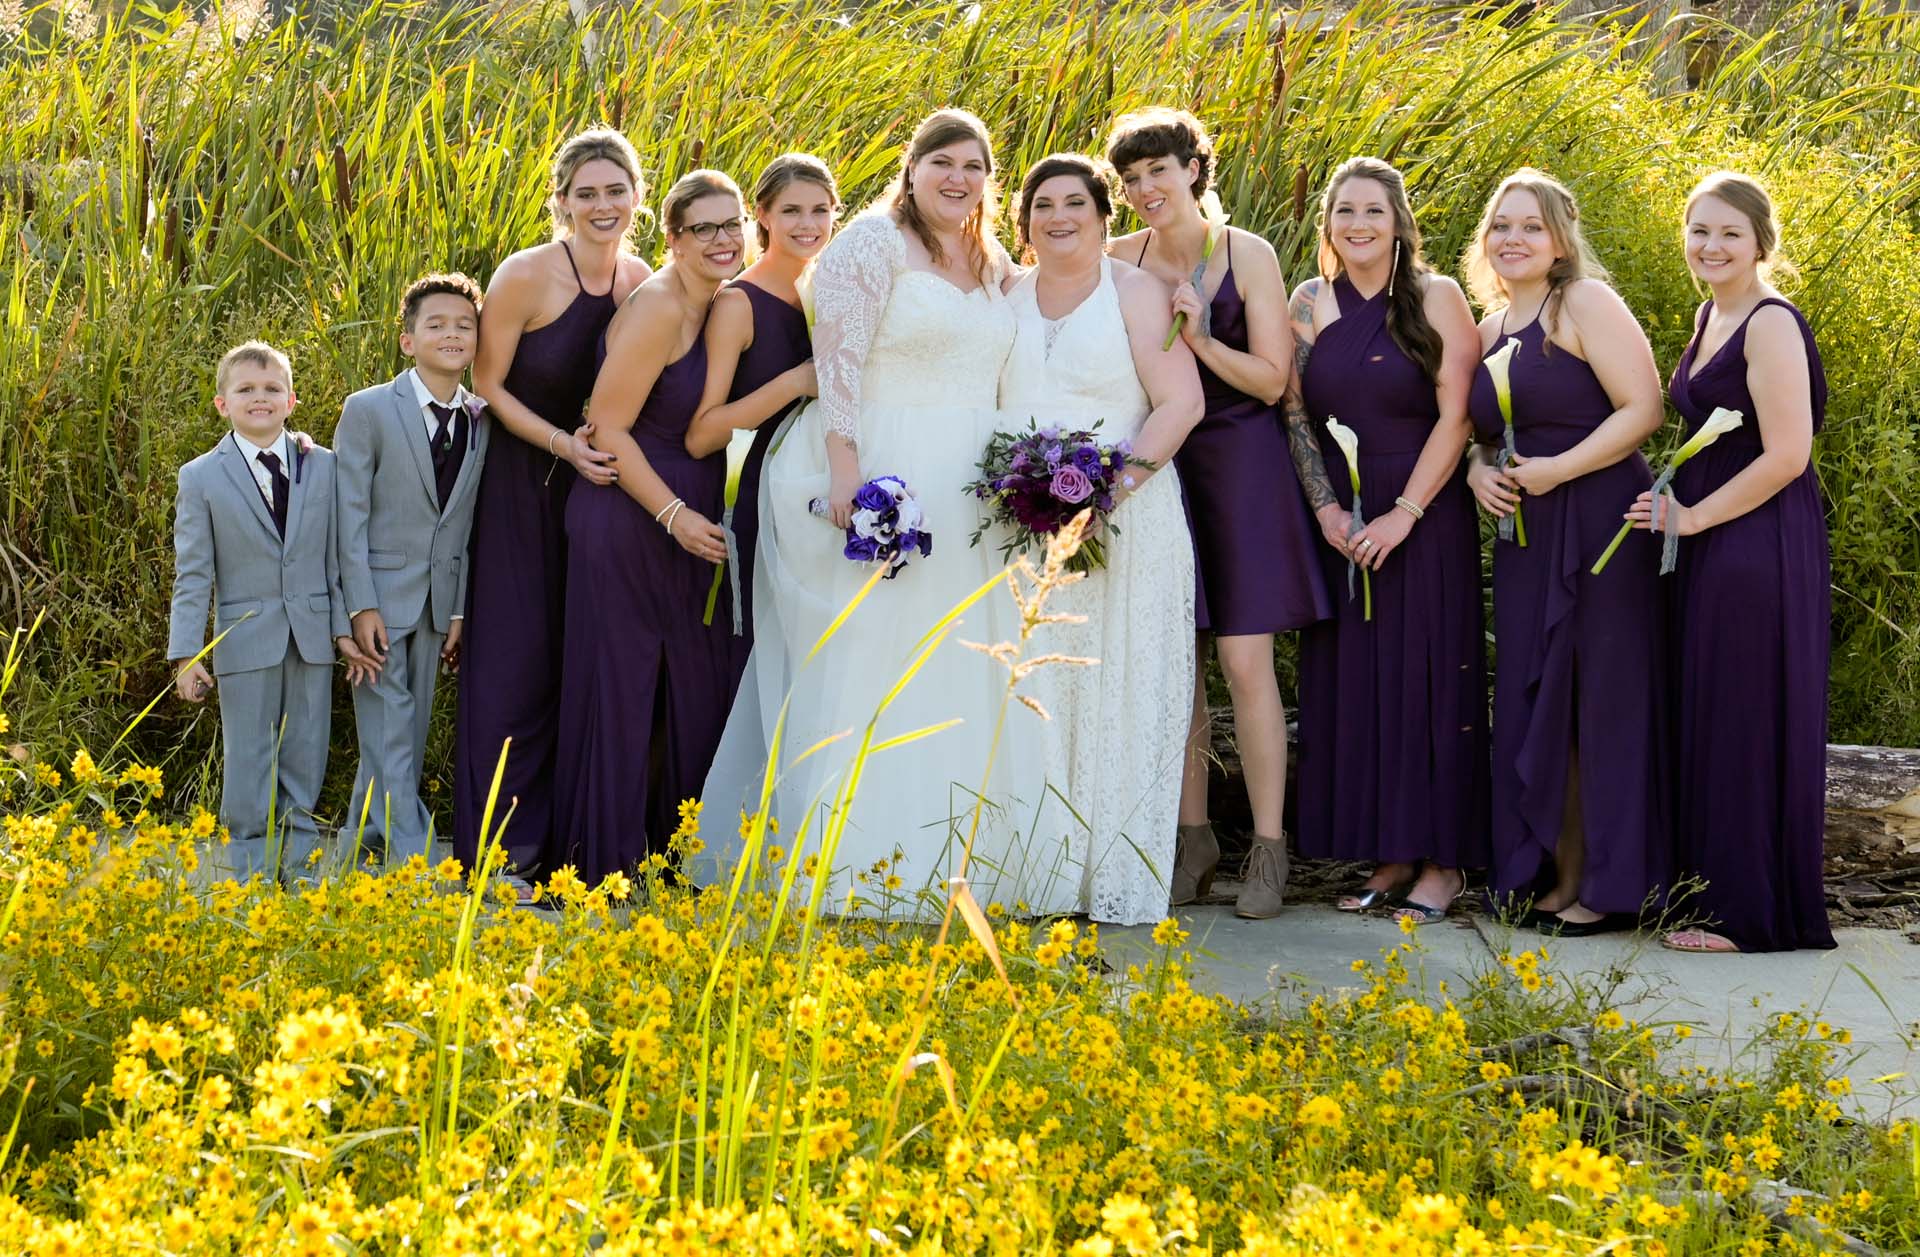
[1224,228,1234,268]
[1136,231,1151,267]
[560,239,615,298]
[559,238,586,286]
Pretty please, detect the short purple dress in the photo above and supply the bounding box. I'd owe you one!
[1667,298,1833,951]
[554,335,736,881]
[1138,232,1330,635]
[725,280,811,640]
[1296,276,1489,868]
[1469,311,1670,916]
[454,241,614,876]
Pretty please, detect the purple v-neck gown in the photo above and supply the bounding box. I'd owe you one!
[1470,313,1670,916]
[554,337,735,882]
[1296,276,1489,868]
[1667,297,1833,951]
[454,242,615,876]
[725,280,811,641]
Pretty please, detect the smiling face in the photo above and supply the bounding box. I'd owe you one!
[1117,152,1202,228]
[908,139,989,232]
[1327,175,1397,273]
[1483,187,1560,287]
[559,157,639,246]
[1026,173,1106,268]
[214,360,296,444]
[760,179,836,262]
[672,191,747,280]
[1685,193,1761,287]
[400,292,480,377]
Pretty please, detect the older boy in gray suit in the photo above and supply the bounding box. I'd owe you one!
[336,274,490,865]
[169,341,366,880]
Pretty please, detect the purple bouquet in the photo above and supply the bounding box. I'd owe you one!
[809,475,931,579]
[965,421,1147,572]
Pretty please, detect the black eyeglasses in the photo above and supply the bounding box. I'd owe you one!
[676,217,746,243]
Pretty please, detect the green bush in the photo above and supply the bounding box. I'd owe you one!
[1,0,1915,828]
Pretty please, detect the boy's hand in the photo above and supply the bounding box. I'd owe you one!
[441,619,463,674]
[336,635,380,687]
[175,661,215,703]
[351,609,389,663]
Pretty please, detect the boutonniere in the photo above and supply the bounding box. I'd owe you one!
[459,394,486,448]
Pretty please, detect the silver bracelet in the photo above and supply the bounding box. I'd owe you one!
[1394,495,1425,520]
[548,429,566,457]
[662,501,685,536]
[654,496,684,524]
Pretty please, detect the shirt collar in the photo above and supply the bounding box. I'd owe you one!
[233,429,289,465]
[408,367,470,414]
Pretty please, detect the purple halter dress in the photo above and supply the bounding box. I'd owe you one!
[1667,297,1833,951]
[724,280,811,642]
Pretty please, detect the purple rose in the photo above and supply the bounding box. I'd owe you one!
[1071,444,1103,476]
[852,481,896,513]
[1050,465,1094,505]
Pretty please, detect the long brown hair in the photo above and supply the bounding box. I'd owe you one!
[1317,156,1442,380]
[750,153,839,250]
[1463,167,1609,338]
[887,108,1000,287]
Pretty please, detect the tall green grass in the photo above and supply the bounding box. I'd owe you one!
[1,0,1916,818]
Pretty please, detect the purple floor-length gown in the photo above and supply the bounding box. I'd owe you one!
[725,280,811,641]
[1470,312,1669,916]
[1137,233,1330,634]
[1296,276,1489,868]
[1668,298,1833,951]
[454,242,615,875]
[555,336,736,882]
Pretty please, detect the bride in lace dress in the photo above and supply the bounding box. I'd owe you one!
[1000,155,1206,925]
[699,110,1039,917]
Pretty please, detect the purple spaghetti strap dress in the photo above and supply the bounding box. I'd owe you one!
[1667,298,1833,951]
[554,334,736,882]
[454,241,615,876]
[725,280,811,640]
[1469,313,1670,916]
[1296,276,1489,868]
[1142,233,1330,635]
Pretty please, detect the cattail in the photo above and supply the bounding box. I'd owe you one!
[1270,13,1288,112]
[690,137,705,165]
[1291,163,1309,222]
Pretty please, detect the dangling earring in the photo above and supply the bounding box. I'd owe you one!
[1388,238,1400,297]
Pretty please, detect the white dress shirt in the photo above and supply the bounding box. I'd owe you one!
[408,368,472,445]
[232,429,291,506]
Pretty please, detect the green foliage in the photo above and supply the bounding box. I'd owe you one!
[0,0,1916,830]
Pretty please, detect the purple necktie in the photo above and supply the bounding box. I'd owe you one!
[429,402,466,510]
[257,449,289,537]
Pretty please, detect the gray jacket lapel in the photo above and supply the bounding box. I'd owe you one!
[217,437,282,543]
[442,403,485,516]
[388,373,440,510]
[281,434,310,546]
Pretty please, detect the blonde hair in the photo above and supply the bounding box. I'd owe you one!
[1463,167,1609,335]
[1685,170,1782,264]
[660,168,744,237]
[888,109,1000,287]
[750,153,839,250]
[216,340,292,392]
[549,128,646,242]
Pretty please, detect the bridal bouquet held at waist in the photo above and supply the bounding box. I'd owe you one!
[965,420,1151,573]
[809,475,932,579]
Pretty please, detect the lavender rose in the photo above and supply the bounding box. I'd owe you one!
[1050,464,1094,505]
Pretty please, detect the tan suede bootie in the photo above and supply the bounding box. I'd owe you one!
[1170,822,1221,906]
[1234,834,1291,919]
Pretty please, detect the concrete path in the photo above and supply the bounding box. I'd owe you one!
[1102,903,1920,1116]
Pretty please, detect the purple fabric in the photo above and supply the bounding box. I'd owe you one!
[1666,298,1833,951]
[453,261,617,876]
[726,281,811,644]
[428,403,468,511]
[555,337,735,882]
[1295,276,1489,868]
[1468,315,1670,916]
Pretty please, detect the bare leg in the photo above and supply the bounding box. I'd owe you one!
[1215,633,1286,839]
[1541,754,1601,922]
[1177,638,1211,827]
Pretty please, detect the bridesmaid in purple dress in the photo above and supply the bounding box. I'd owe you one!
[684,154,839,655]
[456,129,649,890]
[1291,158,1489,924]
[555,171,744,883]
[1625,173,1834,954]
[1462,169,1670,935]
[1105,108,1331,920]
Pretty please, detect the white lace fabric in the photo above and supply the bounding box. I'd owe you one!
[810,213,906,446]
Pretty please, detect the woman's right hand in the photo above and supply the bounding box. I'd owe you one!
[1314,503,1354,557]
[667,504,730,564]
[1466,458,1520,518]
[786,361,818,399]
[824,466,861,529]
[567,423,619,486]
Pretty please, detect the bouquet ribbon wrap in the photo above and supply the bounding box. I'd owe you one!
[1496,432,1520,545]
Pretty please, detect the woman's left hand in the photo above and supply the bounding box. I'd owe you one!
[1625,489,1698,537]
[1349,507,1414,572]
[1170,281,1209,350]
[1507,452,1569,497]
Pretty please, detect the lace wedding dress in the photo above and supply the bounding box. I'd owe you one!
[998,258,1196,925]
[698,212,1042,918]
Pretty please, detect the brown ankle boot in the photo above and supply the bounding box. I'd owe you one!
[1170,822,1221,906]
[1234,834,1290,919]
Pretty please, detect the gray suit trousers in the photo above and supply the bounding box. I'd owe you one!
[217,634,331,881]
[348,622,444,863]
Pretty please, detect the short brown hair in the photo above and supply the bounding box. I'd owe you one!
[400,272,482,332]
[216,340,292,392]
[1104,108,1215,198]
[1016,153,1115,249]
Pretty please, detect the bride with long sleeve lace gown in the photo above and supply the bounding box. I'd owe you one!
[997,155,1206,925]
[698,113,1043,918]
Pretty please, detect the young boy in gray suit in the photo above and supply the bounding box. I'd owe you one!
[336,274,490,865]
[169,341,370,880]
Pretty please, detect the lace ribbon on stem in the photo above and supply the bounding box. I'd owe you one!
[1343,489,1372,621]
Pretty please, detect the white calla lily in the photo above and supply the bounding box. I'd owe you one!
[1591,407,1745,576]
[1324,417,1371,621]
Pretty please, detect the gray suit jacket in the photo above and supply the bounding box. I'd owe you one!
[335,371,490,634]
[168,433,350,675]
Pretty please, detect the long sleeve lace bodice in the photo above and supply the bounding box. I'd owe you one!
[811,213,907,446]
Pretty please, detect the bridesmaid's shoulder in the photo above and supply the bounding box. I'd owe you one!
[607,270,682,338]
[490,240,566,286]
[1745,299,1807,357]
[1107,226,1149,258]
[1559,275,1630,319]
[615,252,653,298]
[1108,255,1166,297]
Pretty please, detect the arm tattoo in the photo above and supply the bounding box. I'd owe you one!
[1283,278,1337,512]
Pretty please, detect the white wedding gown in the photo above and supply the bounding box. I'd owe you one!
[698,212,1045,918]
[998,259,1196,925]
